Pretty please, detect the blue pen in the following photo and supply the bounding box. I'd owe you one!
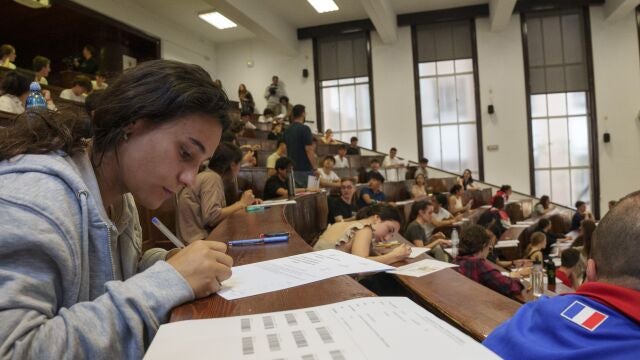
[228,235,289,246]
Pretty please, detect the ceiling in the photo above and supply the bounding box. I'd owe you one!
[130,0,489,44]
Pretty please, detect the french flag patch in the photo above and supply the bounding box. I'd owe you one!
[561,301,608,331]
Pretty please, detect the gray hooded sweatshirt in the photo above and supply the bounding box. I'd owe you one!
[0,151,195,359]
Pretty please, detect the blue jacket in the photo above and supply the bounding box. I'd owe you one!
[484,282,640,360]
[0,152,194,359]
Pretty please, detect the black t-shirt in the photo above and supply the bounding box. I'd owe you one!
[346,146,361,155]
[283,122,313,171]
[264,175,288,200]
[327,196,357,224]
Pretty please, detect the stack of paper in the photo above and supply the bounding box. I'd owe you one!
[259,199,297,207]
[495,240,519,248]
[145,297,500,360]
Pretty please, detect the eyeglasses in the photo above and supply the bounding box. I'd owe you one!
[341,185,354,189]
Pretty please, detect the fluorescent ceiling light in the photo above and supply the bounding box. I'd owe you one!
[198,11,237,30]
[307,0,339,13]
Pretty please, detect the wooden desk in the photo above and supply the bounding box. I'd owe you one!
[170,200,374,322]
[373,237,521,341]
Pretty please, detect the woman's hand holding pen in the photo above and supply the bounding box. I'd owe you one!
[167,240,233,298]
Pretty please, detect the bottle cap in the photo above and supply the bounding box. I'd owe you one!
[29,82,42,92]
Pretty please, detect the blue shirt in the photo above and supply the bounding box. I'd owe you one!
[483,283,640,360]
[357,187,385,209]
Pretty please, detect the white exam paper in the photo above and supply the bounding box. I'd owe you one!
[307,175,320,190]
[408,247,430,259]
[218,249,394,300]
[145,297,499,360]
[387,258,459,277]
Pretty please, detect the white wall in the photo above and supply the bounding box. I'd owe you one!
[371,27,419,161]
[590,7,640,214]
[215,39,316,129]
[475,15,531,194]
[73,0,217,76]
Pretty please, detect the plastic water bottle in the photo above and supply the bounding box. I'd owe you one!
[532,260,544,298]
[451,229,459,258]
[25,82,47,110]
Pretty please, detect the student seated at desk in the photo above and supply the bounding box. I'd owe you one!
[346,136,361,155]
[333,144,349,168]
[484,191,640,359]
[448,184,473,215]
[178,142,261,244]
[0,44,16,69]
[525,232,547,263]
[267,122,283,142]
[427,193,464,235]
[490,196,510,231]
[318,155,340,189]
[411,173,428,199]
[535,218,570,257]
[321,128,338,144]
[571,200,595,231]
[491,184,512,205]
[314,204,411,265]
[365,158,384,182]
[357,172,386,208]
[0,71,29,114]
[533,195,554,216]
[556,248,581,289]
[413,157,429,179]
[404,200,450,261]
[263,156,310,200]
[266,140,286,177]
[457,168,477,191]
[60,75,92,103]
[0,60,234,358]
[328,178,357,224]
[454,225,527,299]
[572,219,596,282]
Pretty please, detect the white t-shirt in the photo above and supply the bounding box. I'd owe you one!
[266,152,281,169]
[91,80,108,90]
[60,89,86,103]
[318,169,340,184]
[424,207,452,236]
[334,155,349,168]
[383,155,404,167]
[0,94,24,114]
[243,121,257,130]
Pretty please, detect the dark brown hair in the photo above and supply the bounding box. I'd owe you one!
[92,60,230,156]
[458,225,491,256]
[0,111,88,161]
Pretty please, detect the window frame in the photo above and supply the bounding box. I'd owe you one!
[521,7,600,216]
[411,19,484,180]
[313,31,377,150]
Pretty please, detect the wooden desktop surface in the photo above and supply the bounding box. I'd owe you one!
[170,193,374,322]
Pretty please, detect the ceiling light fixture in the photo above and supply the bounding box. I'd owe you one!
[198,11,237,30]
[307,0,339,14]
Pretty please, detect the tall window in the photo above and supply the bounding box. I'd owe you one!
[414,21,481,178]
[315,32,374,149]
[523,10,596,209]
